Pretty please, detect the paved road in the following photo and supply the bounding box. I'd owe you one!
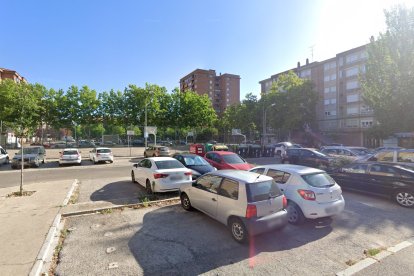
[55,191,414,275]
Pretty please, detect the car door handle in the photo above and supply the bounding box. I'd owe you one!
[211,198,217,202]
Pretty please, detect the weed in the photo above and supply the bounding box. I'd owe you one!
[345,259,357,266]
[100,209,113,215]
[364,247,384,256]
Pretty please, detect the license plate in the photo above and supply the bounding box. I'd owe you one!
[170,176,182,181]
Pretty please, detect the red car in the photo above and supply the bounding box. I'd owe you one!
[204,151,253,170]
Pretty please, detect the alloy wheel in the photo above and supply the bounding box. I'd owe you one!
[231,222,244,241]
[396,191,414,207]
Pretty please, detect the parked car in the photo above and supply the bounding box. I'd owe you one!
[59,148,82,166]
[159,140,173,146]
[144,145,170,157]
[131,157,192,193]
[346,146,372,155]
[77,140,95,148]
[372,146,404,153]
[173,153,216,181]
[11,146,46,169]
[356,149,414,168]
[250,164,345,224]
[273,142,302,156]
[132,139,145,147]
[321,146,370,157]
[179,170,288,243]
[89,147,114,164]
[0,146,10,165]
[281,148,332,170]
[330,162,414,208]
[204,151,253,170]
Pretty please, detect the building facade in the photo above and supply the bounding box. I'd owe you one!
[0,68,27,83]
[259,45,375,146]
[180,69,240,114]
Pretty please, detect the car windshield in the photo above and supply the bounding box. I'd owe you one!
[222,154,245,164]
[63,150,78,155]
[158,147,168,151]
[246,180,282,202]
[349,148,369,155]
[97,149,111,153]
[155,160,185,169]
[302,173,335,188]
[17,148,40,155]
[184,155,209,166]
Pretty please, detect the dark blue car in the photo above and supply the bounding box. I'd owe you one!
[173,153,216,181]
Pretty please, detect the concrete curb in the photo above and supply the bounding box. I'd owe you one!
[62,197,181,217]
[336,237,414,276]
[29,180,78,276]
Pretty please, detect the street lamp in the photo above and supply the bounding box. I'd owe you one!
[262,103,276,146]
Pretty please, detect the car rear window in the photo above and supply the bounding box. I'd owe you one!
[97,149,111,153]
[302,173,335,188]
[63,150,78,155]
[158,147,168,151]
[246,180,282,202]
[155,160,184,169]
[222,154,245,164]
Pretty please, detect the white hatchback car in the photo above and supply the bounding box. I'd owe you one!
[0,146,9,165]
[59,148,82,166]
[179,170,288,243]
[89,147,114,164]
[131,157,192,193]
[250,164,345,224]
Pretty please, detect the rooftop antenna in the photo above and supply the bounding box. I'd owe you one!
[309,44,315,62]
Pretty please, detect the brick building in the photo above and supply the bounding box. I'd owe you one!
[180,69,240,114]
[0,68,27,83]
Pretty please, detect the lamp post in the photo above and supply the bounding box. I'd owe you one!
[262,103,276,146]
[144,99,148,149]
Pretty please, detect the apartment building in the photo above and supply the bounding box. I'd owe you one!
[0,68,27,83]
[259,45,374,146]
[180,69,240,114]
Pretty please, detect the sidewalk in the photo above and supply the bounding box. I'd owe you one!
[356,241,414,276]
[0,180,74,275]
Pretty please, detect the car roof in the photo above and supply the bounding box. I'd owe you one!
[253,164,324,175]
[174,153,198,157]
[207,151,237,155]
[62,148,79,151]
[95,147,111,150]
[207,170,272,183]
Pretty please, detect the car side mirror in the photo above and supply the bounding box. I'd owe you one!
[133,164,138,168]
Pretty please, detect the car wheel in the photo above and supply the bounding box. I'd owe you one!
[42,158,45,164]
[144,153,147,158]
[146,180,153,194]
[131,171,136,183]
[34,160,40,168]
[276,150,281,156]
[93,158,97,164]
[5,157,9,164]
[153,154,156,157]
[180,193,193,211]
[287,202,305,225]
[229,218,248,244]
[394,190,414,208]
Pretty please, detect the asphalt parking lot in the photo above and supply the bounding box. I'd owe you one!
[56,190,414,275]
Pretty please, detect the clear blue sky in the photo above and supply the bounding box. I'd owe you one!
[1,0,411,99]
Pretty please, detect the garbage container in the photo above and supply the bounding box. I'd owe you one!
[248,144,261,158]
[237,144,249,158]
[189,144,205,157]
[205,143,214,152]
[213,144,228,151]
[263,145,275,157]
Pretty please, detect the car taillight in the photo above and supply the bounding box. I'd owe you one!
[297,189,316,201]
[184,172,192,176]
[282,195,287,208]
[153,173,168,179]
[245,204,257,219]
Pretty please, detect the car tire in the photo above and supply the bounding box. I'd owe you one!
[180,193,193,211]
[287,202,305,225]
[229,218,249,244]
[394,190,414,208]
[144,153,147,158]
[93,158,98,164]
[152,154,156,157]
[146,179,153,194]
[5,157,9,164]
[131,171,136,183]
[42,158,45,164]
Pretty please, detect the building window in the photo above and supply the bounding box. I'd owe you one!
[324,73,337,82]
[346,53,359,64]
[346,119,359,128]
[346,80,359,90]
[347,106,359,115]
[347,94,359,102]
[325,110,337,116]
[345,67,359,77]
[324,99,336,105]
[361,120,373,128]
[324,61,336,71]
[300,69,311,78]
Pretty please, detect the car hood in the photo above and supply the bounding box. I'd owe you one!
[187,164,215,174]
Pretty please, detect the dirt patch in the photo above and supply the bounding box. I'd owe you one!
[7,190,36,197]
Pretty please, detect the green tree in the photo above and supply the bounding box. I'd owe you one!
[361,5,414,136]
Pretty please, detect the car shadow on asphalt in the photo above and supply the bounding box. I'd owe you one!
[127,205,332,275]
[89,180,178,205]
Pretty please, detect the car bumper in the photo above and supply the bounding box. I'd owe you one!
[153,179,192,193]
[301,196,345,219]
[59,159,81,164]
[96,156,114,162]
[11,160,37,168]
[242,209,288,236]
